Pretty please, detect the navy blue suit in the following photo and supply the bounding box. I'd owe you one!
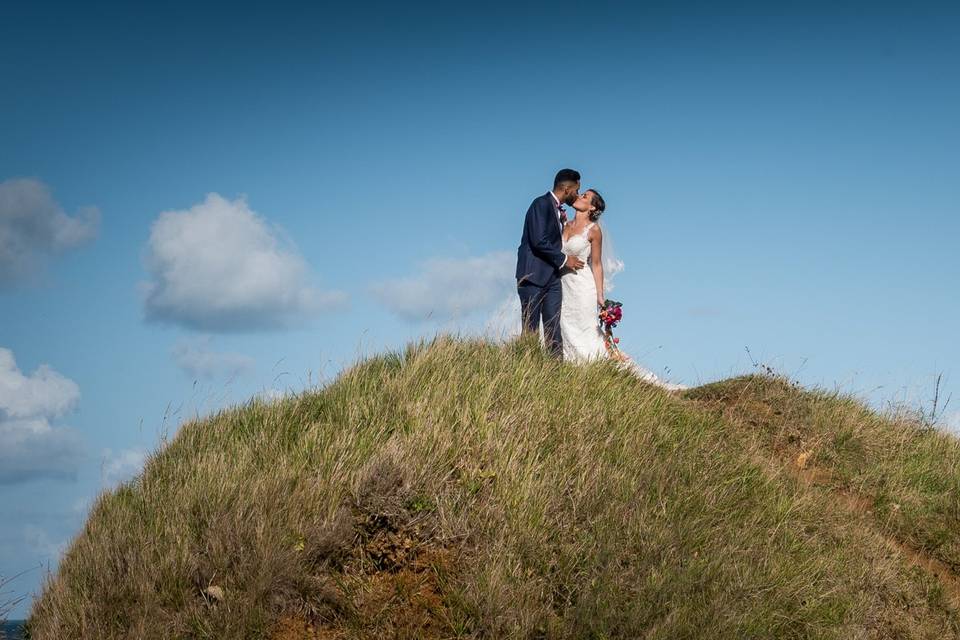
[515,192,567,356]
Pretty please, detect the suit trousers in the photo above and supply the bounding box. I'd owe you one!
[517,278,563,358]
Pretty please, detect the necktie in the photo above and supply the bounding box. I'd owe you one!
[558,205,567,226]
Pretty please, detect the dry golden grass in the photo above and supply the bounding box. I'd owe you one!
[2,572,28,638]
[26,337,960,638]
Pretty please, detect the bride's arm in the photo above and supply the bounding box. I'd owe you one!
[589,226,604,307]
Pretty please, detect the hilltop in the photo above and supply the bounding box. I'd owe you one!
[23,337,960,639]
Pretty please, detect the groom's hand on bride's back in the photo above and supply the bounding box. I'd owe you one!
[564,255,585,270]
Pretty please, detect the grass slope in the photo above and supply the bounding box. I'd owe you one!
[27,338,960,639]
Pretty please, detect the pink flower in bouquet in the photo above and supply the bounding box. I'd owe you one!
[599,300,628,360]
[599,299,623,329]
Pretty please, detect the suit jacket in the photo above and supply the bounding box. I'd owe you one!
[515,192,567,287]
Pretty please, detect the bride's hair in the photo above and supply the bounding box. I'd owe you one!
[587,189,606,222]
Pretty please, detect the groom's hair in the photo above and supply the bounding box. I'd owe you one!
[553,168,581,188]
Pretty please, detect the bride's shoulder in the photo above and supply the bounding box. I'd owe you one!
[588,222,602,238]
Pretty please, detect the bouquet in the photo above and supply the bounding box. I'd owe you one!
[598,299,628,361]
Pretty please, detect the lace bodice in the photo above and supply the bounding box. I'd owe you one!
[562,223,595,262]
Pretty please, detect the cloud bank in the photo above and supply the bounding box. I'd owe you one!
[372,251,515,322]
[0,348,84,484]
[22,523,69,561]
[142,193,345,331]
[945,411,960,435]
[0,177,99,285]
[101,448,148,487]
[172,336,255,379]
[484,293,524,341]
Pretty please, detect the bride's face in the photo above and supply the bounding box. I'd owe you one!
[572,190,596,214]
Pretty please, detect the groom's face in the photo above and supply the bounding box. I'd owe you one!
[563,181,581,206]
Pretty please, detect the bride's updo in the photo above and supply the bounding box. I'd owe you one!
[587,189,606,222]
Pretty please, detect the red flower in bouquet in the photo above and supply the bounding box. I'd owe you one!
[599,299,623,329]
[598,299,628,361]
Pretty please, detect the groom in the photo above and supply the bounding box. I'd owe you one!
[515,168,585,357]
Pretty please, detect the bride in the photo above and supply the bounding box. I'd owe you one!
[560,189,686,391]
[559,189,609,362]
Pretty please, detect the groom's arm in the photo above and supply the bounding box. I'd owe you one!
[525,199,568,270]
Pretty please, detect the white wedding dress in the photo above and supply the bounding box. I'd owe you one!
[560,223,687,391]
[559,223,608,362]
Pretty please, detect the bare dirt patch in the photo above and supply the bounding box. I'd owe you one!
[270,461,461,640]
[269,526,457,640]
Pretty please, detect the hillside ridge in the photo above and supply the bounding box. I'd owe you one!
[23,337,960,639]
[688,377,960,611]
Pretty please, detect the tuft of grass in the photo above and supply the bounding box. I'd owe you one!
[27,337,960,639]
[2,571,28,637]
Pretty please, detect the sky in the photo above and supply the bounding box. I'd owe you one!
[1,0,959,619]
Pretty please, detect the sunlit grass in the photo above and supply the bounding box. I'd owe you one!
[26,336,960,639]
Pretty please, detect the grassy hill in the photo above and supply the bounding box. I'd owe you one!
[24,337,960,639]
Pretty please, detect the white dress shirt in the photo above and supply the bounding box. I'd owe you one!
[549,191,563,230]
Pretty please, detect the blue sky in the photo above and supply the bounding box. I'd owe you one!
[2,0,959,618]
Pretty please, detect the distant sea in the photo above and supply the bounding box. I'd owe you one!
[0,621,26,639]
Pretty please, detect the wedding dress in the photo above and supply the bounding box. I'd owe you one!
[560,223,687,391]
[559,223,608,362]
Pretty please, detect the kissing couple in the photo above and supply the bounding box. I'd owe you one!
[514,168,685,390]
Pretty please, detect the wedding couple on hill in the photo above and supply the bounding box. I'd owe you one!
[515,168,684,391]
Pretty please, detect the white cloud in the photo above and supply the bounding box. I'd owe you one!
[100,448,147,487]
[372,251,515,322]
[172,336,255,379]
[944,412,960,435]
[0,348,84,484]
[0,177,99,285]
[484,293,524,341]
[142,193,346,331]
[72,495,94,517]
[22,524,68,561]
[257,387,295,403]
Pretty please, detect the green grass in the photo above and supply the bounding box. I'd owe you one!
[26,337,960,639]
[688,376,960,575]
